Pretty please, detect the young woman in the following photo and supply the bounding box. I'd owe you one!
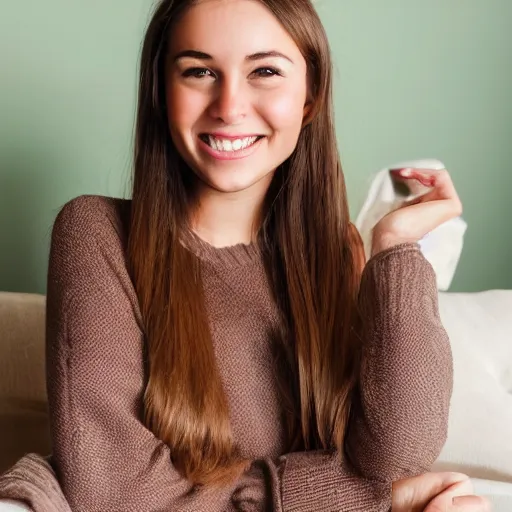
[0,0,490,510]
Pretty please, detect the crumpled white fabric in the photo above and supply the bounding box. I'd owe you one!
[355,158,467,291]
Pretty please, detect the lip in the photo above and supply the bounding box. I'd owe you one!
[198,135,265,161]
[202,132,265,140]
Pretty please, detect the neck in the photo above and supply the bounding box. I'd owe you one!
[190,181,269,248]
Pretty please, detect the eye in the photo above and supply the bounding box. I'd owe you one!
[182,67,215,79]
[252,67,282,78]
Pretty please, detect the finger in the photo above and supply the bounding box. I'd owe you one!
[401,191,434,208]
[399,186,463,217]
[426,480,479,511]
[453,495,492,511]
[398,200,463,233]
[391,168,436,189]
[395,168,461,204]
[392,472,471,511]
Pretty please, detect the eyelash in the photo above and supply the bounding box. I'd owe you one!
[182,67,282,79]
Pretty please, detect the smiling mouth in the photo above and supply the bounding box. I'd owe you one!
[199,134,265,152]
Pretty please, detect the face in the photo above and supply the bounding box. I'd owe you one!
[165,0,309,197]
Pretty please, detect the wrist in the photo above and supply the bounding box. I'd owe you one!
[371,230,410,258]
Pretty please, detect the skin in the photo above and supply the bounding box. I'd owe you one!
[165,1,489,510]
[372,167,464,256]
[166,0,309,247]
[392,472,491,511]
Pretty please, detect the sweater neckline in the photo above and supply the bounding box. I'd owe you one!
[183,230,262,268]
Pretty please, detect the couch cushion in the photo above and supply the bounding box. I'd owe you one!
[0,292,50,473]
[433,290,512,483]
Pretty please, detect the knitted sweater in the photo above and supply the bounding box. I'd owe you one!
[0,195,453,512]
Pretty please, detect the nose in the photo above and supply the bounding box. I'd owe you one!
[207,75,247,125]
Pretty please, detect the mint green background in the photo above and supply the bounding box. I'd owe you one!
[1,0,511,294]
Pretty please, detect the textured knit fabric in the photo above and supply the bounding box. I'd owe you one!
[0,195,453,511]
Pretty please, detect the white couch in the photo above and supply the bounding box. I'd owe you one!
[432,290,512,510]
[0,290,511,510]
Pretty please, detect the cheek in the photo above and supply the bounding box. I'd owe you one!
[166,84,205,135]
[260,89,306,135]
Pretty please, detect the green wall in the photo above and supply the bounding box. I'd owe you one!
[1,0,511,294]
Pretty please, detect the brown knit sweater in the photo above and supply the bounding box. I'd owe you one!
[0,195,453,512]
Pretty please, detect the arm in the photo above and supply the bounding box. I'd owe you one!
[0,455,69,511]
[48,197,391,512]
[43,196,268,512]
[219,241,452,511]
[0,451,388,512]
[345,242,453,481]
[0,198,409,511]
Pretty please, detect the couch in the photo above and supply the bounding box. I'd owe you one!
[1,290,511,510]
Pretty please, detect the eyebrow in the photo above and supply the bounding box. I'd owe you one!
[173,49,294,64]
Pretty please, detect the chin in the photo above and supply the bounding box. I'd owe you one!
[204,176,266,194]
[197,167,275,195]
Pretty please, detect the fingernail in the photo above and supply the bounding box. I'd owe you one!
[452,497,464,507]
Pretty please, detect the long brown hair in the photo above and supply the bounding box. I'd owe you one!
[127,0,366,487]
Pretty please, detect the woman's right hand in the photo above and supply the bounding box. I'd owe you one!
[392,472,491,511]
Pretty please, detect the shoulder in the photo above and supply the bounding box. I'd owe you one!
[51,195,133,267]
[48,195,133,290]
[47,195,142,325]
[46,196,144,358]
[53,195,131,245]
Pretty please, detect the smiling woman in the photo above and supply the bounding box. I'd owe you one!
[0,1,488,511]
[165,0,309,208]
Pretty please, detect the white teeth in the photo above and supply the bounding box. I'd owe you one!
[206,135,259,152]
[208,136,219,151]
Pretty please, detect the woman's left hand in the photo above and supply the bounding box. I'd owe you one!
[371,167,463,257]
[392,472,492,511]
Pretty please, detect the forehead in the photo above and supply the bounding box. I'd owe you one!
[168,0,304,63]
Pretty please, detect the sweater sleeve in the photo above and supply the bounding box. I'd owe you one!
[345,242,453,481]
[21,196,269,512]
[0,450,389,512]
[231,251,454,512]
[0,455,70,511]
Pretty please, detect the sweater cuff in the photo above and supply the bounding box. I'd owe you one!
[0,454,71,512]
[366,241,422,267]
[359,241,438,317]
[278,451,390,512]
